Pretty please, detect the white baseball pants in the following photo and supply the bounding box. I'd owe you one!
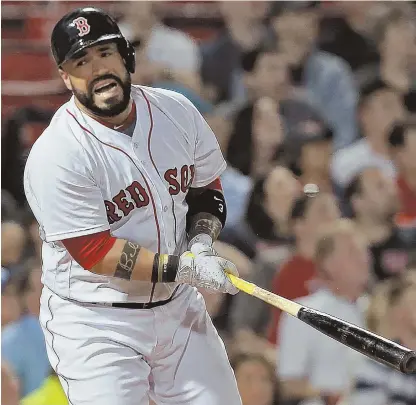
[39,285,242,405]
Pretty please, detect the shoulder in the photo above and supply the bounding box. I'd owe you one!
[310,50,353,76]
[26,101,91,167]
[134,85,198,112]
[331,139,369,185]
[333,139,368,163]
[133,85,203,135]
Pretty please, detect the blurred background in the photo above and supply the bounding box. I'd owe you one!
[2,1,416,405]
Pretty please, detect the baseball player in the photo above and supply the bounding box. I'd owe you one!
[23,7,242,405]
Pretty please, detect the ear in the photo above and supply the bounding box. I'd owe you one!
[59,69,72,91]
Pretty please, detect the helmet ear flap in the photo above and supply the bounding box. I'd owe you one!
[118,38,135,74]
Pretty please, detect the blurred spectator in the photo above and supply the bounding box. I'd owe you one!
[1,267,21,328]
[318,2,381,72]
[270,2,359,151]
[119,2,200,73]
[231,352,280,405]
[1,361,20,405]
[227,48,322,178]
[1,221,26,268]
[356,7,416,98]
[204,109,254,235]
[331,78,405,189]
[2,190,21,223]
[2,263,51,397]
[229,167,302,354]
[268,192,340,345]
[245,166,302,245]
[350,272,416,405]
[290,124,334,194]
[201,1,273,103]
[21,370,68,405]
[388,120,416,244]
[346,166,409,281]
[278,219,370,405]
[2,107,54,207]
[119,2,203,95]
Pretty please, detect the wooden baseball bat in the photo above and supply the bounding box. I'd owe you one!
[227,274,416,374]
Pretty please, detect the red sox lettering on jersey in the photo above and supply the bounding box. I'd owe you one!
[105,165,195,224]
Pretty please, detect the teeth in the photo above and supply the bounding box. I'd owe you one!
[95,83,116,93]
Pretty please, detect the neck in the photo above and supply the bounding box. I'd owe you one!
[355,216,392,244]
[75,98,133,128]
[326,281,361,303]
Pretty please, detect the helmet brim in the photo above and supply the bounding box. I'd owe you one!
[59,33,123,67]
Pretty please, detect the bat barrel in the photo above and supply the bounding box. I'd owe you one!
[298,308,416,374]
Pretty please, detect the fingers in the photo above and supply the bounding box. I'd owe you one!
[224,279,239,295]
[222,259,239,277]
[219,258,239,295]
[190,242,215,257]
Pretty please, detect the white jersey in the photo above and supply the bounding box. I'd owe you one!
[24,85,226,303]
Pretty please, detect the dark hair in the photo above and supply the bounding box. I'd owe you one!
[231,352,280,404]
[268,1,319,19]
[404,90,416,113]
[241,47,277,73]
[345,174,362,203]
[358,77,392,108]
[388,120,416,148]
[290,195,310,221]
[245,176,277,241]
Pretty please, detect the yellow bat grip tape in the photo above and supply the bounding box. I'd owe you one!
[227,273,256,295]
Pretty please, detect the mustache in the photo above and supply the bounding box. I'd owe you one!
[89,74,123,94]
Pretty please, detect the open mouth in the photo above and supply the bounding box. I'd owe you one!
[94,81,118,95]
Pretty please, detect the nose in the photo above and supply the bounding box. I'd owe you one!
[90,54,108,76]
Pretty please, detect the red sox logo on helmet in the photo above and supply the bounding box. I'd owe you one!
[73,17,90,37]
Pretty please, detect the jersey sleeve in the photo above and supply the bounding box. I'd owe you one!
[24,146,110,243]
[190,105,227,188]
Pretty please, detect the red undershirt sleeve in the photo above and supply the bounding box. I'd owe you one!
[62,230,117,270]
[205,177,223,191]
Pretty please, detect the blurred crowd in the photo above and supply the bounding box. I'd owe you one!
[2,1,416,405]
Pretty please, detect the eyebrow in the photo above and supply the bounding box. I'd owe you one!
[71,45,113,62]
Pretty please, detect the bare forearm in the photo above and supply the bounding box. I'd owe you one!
[91,239,178,283]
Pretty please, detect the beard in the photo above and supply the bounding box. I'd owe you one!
[72,71,131,118]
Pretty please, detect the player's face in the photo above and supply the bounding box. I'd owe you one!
[60,42,131,117]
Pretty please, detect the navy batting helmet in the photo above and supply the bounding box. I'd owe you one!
[50,7,135,73]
